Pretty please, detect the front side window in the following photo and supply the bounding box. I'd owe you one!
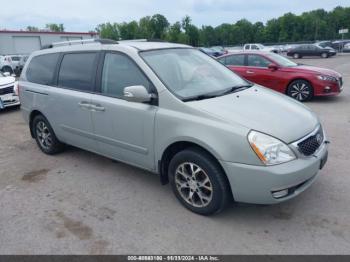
[225,54,245,66]
[247,54,271,67]
[140,48,249,101]
[101,53,151,97]
[26,53,60,85]
[58,53,97,91]
[265,53,297,67]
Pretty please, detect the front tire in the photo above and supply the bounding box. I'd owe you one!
[169,148,231,215]
[321,52,328,58]
[1,66,13,74]
[287,80,313,102]
[32,115,64,155]
[293,53,300,59]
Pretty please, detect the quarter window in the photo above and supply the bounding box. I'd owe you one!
[26,53,60,85]
[101,53,151,97]
[58,53,97,91]
[247,55,271,68]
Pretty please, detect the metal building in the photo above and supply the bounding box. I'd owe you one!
[0,30,99,55]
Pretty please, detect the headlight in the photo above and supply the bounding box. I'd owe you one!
[317,75,338,82]
[13,81,19,96]
[248,131,296,165]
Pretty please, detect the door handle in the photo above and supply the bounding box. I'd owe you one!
[78,101,91,109]
[90,104,105,112]
[246,70,255,74]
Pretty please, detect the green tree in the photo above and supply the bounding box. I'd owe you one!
[149,14,169,39]
[45,23,64,32]
[95,23,119,40]
[26,26,39,32]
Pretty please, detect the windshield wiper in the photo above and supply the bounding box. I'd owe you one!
[218,84,253,96]
[183,84,253,102]
[183,93,219,102]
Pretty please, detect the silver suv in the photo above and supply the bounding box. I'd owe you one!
[19,39,328,215]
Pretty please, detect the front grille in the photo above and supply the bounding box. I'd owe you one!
[0,86,14,95]
[297,128,324,156]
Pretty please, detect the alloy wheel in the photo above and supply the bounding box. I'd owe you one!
[174,162,213,208]
[290,82,311,101]
[36,121,53,150]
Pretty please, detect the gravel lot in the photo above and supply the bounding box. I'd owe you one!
[0,54,349,255]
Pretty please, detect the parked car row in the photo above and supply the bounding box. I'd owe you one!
[217,51,343,101]
[0,54,29,76]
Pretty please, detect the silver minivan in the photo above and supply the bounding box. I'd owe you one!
[19,39,328,215]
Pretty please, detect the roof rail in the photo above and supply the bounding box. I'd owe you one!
[41,38,118,49]
[118,39,168,43]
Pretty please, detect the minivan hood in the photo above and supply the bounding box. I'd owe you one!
[188,86,319,143]
[0,76,15,87]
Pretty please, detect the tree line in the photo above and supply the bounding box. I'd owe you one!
[25,6,350,46]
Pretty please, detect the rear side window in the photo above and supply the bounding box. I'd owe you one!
[26,53,60,85]
[225,55,245,66]
[58,53,97,91]
[101,53,151,97]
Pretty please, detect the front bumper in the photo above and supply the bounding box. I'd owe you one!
[0,94,20,109]
[314,77,343,96]
[220,142,328,204]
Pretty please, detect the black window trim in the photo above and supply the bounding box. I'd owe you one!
[54,51,101,94]
[94,50,158,105]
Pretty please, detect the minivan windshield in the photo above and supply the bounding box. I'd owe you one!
[140,48,250,101]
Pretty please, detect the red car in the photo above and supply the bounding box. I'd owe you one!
[217,51,343,101]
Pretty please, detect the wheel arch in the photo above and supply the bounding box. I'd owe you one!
[29,110,46,138]
[158,140,226,186]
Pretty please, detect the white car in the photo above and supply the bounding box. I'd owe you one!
[0,72,20,110]
[0,55,14,74]
[243,43,278,53]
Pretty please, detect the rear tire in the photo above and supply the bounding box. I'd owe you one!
[32,115,65,155]
[287,80,313,102]
[293,53,300,59]
[321,53,328,58]
[168,148,231,215]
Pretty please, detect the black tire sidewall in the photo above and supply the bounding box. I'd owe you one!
[32,115,63,155]
[169,148,230,215]
[1,66,13,74]
[287,80,313,102]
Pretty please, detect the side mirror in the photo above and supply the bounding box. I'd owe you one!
[268,63,278,71]
[123,85,155,103]
[3,72,10,77]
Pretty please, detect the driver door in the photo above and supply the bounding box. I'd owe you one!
[90,52,157,170]
[244,54,281,91]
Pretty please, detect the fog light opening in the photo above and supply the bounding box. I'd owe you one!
[324,86,331,93]
[272,189,289,199]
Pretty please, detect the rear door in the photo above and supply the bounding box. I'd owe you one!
[90,51,157,170]
[49,52,99,151]
[223,54,247,77]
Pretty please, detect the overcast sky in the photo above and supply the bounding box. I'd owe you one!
[1,0,348,32]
